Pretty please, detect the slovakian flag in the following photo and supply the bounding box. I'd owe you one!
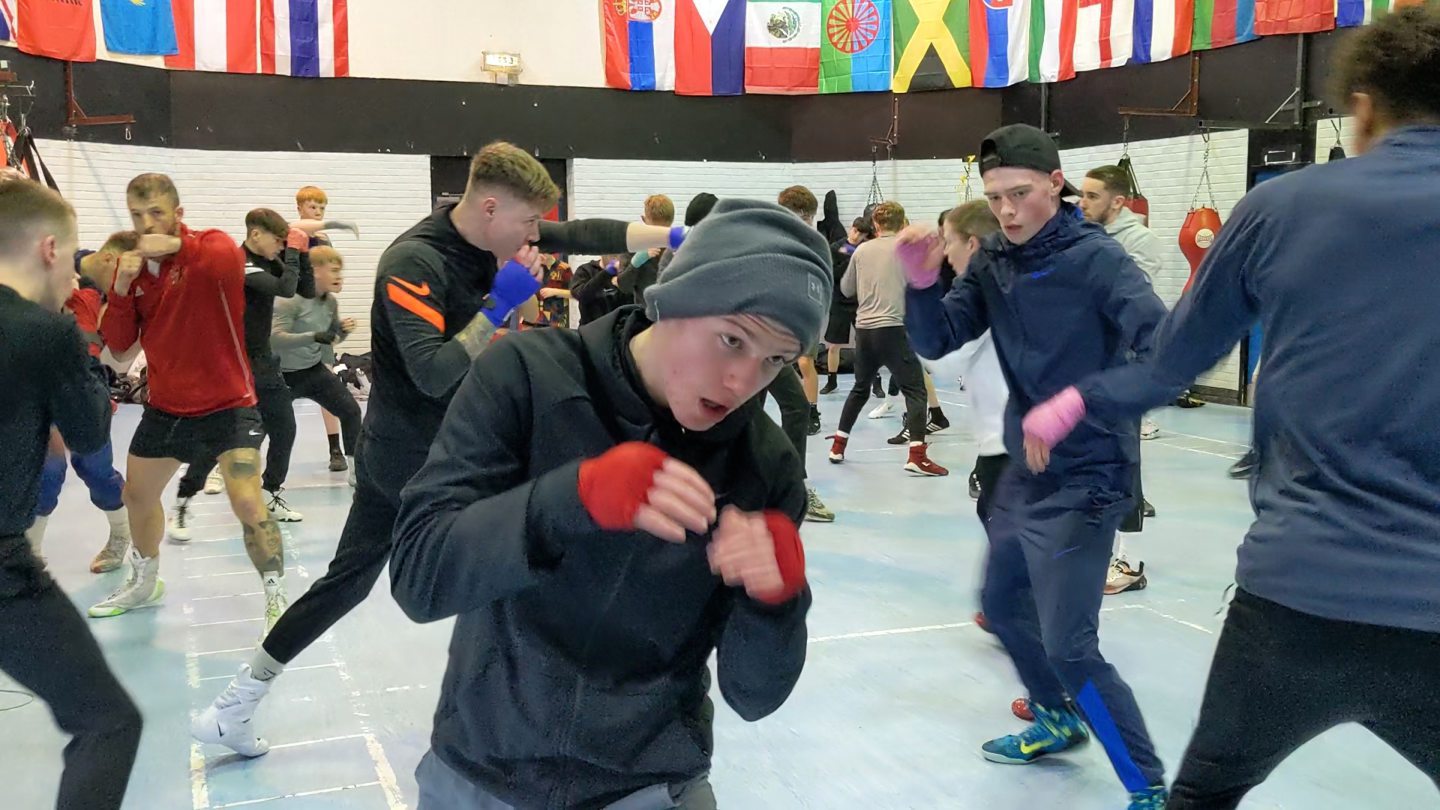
[968,0,1031,88]
[1033,0,1134,81]
[1254,0,1334,33]
[15,0,97,61]
[1336,0,1425,27]
[604,0,678,91]
[101,0,179,56]
[261,0,350,77]
[820,0,892,92]
[1130,0,1192,64]
[675,0,745,95]
[167,0,258,72]
[746,0,823,94]
[0,0,14,42]
[1192,0,1255,49]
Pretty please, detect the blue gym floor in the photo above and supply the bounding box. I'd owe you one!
[6,360,1432,809]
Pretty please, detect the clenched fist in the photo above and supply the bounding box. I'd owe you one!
[113,251,144,296]
[707,507,806,605]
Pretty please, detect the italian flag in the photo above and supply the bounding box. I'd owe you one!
[745,0,823,93]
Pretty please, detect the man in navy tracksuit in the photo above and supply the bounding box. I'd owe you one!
[901,125,1169,809]
[1023,10,1440,806]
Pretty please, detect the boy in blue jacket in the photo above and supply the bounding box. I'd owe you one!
[901,125,1169,809]
[1023,10,1440,806]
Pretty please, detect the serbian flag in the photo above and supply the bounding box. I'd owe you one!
[0,0,14,41]
[604,0,678,91]
[745,0,823,93]
[1034,0,1133,81]
[167,0,258,73]
[15,0,97,61]
[261,0,350,77]
[1254,0,1334,33]
[675,0,745,95]
[1131,0,1191,64]
[969,0,1033,88]
[1192,0,1254,49]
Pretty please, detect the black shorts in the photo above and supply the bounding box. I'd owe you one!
[825,300,857,346]
[128,406,264,463]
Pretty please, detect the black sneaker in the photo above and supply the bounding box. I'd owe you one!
[871,378,884,398]
[1229,448,1258,479]
[328,449,348,472]
[1142,499,1156,518]
[927,410,950,434]
[1174,390,1206,408]
[887,428,911,445]
[968,471,981,501]
[808,406,822,436]
[819,377,838,395]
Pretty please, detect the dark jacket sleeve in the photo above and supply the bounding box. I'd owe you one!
[292,249,317,300]
[46,318,113,456]
[1078,195,1266,421]
[570,261,614,305]
[376,242,474,401]
[536,219,632,255]
[244,256,299,298]
[390,344,594,622]
[714,436,810,721]
[904,269,989,361]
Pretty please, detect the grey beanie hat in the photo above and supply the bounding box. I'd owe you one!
[644,198,833,351]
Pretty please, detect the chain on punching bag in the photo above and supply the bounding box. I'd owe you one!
[1328,118,1347,162]
[1117,121,1149,225]
[1180,132,1222,294]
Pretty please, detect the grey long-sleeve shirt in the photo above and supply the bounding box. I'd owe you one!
[272,293,343,372]
[840,234,906,329]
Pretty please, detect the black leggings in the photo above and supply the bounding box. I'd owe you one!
[0,541,142,809]
[262,433,427,663]
[283,363,362,456]
[179,376,295,496]
[839,326,927,441]
[762,365,809,480]
[1170,589,1440,808]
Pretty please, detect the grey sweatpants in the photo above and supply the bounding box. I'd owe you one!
[416,750,718,810]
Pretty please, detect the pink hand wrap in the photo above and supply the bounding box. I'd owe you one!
[1022,386,1086,449]
[896,234,942,289]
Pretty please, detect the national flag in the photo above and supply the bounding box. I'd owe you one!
[167,0,258,73]
[101,0,179,56]
[1336,0,1426,27]
[15,0,97,61]
[1130,0,1192,64]
[968,0,1030,88]
[261,0,350,77]
[1254,0,1333,33]
[746,0,823,94]
[604,0,678,91]
[0,0,14,42]
[1072,0,1134,72]
[675,0,745,95]
[1192,0,1255,48]
[820,0,892,92]
[894,0,972,92]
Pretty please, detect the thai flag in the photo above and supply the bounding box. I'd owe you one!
[604,0,678,91]
[969,0,1035,88]
[0,0,14,42]
[166,0,258,73]
[675,0,745,95]
[262,0,350,77]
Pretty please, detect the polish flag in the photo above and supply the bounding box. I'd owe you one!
[166,0,259,73]
[261,0,351,78]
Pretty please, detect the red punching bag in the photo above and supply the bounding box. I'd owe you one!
[1179,207,1223,294]
[1118,155,1149,226]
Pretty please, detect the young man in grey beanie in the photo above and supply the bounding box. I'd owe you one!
[389,198,831,809]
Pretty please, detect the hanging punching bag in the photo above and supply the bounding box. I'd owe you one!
[1329,144,1347,161]
[1118,155,1149,226]
[1179,207,1223,294]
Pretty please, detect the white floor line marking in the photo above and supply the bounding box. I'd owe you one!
[1157,428,1250,448]
[1135,604,1216,635]
[180,552,252,561]
[209,781,381,809]
[189,646,255,658]
[192,663,338,684]
[262,733,367,752]
[189,616,263,628]
[189,591,264,602]
[1149,442,1245,462]
[189,740,211,810]
[810,605,1158,644]
[186,566,299,580]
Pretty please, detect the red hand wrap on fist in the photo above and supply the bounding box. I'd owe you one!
[286,227,311,253]
[757,511,806,605]
[578,442,670,531]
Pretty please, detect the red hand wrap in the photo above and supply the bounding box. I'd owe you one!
[755,511,806,605]
[286,228,311,253]
[577,442,670,531]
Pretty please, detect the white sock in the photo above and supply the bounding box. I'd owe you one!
[24,515,49,555]
[909,441,924,448]
[1113,535,1128,563]
[835,430,850,439]
[262,572,285,595]
[249,646,285,682]
[105,507,131,537]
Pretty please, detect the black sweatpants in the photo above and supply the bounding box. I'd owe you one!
[179,375,295,496]
[0,540,142,810]
[1170,589,1440,809]
[762,365,809,480]
[283,363,362,456]
[261,432,428,663]
[973,453,1010,524]
[839,326,927,442]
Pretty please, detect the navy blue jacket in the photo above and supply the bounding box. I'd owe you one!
[1077,126,1440,633]
[905,204,1166,489]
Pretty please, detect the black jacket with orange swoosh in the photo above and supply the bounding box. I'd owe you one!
[366,203,632,446]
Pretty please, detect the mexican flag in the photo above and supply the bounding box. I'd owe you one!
[746,0,823,93]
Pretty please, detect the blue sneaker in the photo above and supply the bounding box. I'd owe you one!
[981,703,1089,764]
[1129,785,1167,809]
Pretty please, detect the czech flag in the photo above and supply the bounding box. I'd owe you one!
[605,0,678,91]
[675,0,745,95]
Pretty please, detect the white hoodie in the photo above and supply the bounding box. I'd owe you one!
[953,330,1008,457]
[1104,208,1164,281]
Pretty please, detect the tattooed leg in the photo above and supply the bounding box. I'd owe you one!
[219,448,284,575]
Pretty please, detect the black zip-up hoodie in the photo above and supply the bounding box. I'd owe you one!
[390,307,810,809]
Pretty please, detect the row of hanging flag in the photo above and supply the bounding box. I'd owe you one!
[0,0,349,77]
[604,0,1429,94]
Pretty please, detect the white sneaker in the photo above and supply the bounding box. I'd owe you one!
[1140,419,1160,440]
[265,489,304,522]
[88,550,165,617]
[90,522,131,574]
[191,664,272,757]
[867,396,898,419]
[168,497,193,543]
[262,574,288,635]
[204,467,224,494]
[346,457,356,489]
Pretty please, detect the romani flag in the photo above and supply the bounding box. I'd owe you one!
[820,0,892,92]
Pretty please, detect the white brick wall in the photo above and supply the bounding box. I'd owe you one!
[572,129,1249,393]
[1315,116,1358,163]
[35,139,432,349]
